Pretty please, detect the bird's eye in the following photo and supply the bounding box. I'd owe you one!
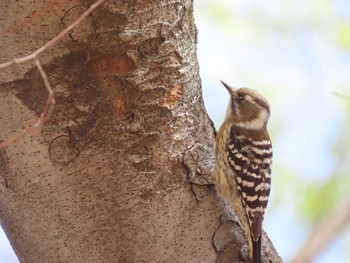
[237,95,245,102]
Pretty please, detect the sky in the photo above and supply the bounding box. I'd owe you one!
[1,0,350,262]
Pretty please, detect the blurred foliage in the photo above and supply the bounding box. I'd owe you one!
[302,94,350,221]
[337,22,350,51]
[197,0,350,260]
[200,0,232,26]
[199,0,350,53]
[301,176,350,222]
[199,0,350,223]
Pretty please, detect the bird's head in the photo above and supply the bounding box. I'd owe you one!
[221,81,270,130]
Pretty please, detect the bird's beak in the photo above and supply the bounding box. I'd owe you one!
[221,81,236,97]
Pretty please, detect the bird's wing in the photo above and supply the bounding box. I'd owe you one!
[227,135,272,241]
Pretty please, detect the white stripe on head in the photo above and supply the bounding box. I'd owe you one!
[236,111,268,130]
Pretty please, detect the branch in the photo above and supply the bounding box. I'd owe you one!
[333,92,350,100]
[0,0,106,148]
[289,198,350,263]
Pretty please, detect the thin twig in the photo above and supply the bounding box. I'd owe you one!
[0,59,56,148]
[0,0,60,38]
[0,0,106,148]
[33,57,56,124]
[0,0,106,70]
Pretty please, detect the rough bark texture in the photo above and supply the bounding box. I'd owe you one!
[0,1,282,263]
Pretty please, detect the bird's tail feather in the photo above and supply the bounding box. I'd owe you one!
[252,236,262,263]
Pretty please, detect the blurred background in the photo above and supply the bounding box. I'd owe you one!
[1,0,350,262]
[195,0,350,262]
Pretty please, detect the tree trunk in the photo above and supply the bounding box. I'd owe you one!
[0,1,282,262]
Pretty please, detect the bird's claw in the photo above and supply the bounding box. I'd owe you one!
[182,149,212,185]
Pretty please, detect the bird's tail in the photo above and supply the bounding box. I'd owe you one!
[252,235,262,263]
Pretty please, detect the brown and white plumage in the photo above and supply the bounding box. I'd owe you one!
[214,81,272,263]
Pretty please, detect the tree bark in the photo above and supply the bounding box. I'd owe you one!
[0,1,282,262]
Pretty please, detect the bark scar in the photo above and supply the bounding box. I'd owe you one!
[161,84,183,109]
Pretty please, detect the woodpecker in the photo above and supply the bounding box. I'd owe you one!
[214,81,272,263]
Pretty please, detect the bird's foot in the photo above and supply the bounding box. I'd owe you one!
[182,148,212,185]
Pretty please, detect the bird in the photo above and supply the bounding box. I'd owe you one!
[214,81,272,263]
